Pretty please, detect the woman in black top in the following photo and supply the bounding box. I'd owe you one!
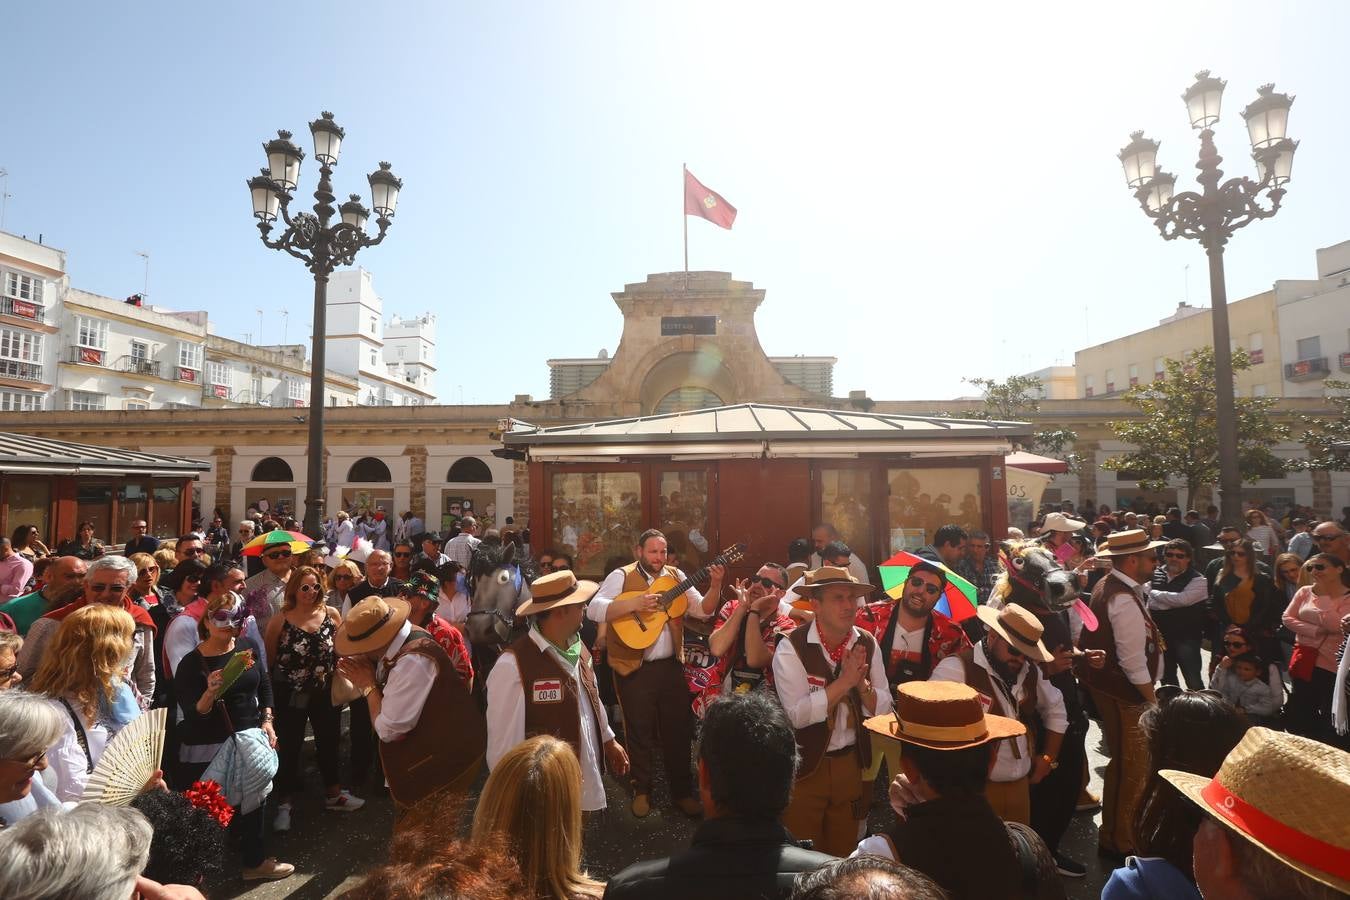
[173,592,292,883]
[56,521,105,561]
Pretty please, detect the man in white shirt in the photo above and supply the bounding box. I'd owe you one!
[930,603,1067,826]
[808,525,868,584]
[773,566,892,856]
[334,512,355,549]
[486,570,629,812]
[336,595,485,834]
[444,517,482,569]
[1078,529,1164,858]
[588,528,724,819]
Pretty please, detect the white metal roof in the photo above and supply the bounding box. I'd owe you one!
[0,433,210,477]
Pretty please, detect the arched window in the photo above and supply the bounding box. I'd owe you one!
[347,457,392,482]
[446,457,492,483]
[654,387,723,415]
[251,457,293,482]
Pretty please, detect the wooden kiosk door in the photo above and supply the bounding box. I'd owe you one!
[650,463,718,575]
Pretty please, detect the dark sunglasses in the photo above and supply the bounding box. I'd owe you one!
[755,576,785,590]
[181,547,204,556]
[393,551,412,558]
[1306,562,1332,572]
[333,573,356,581]
[908,576,941,597]
[89,583,128,593]
[1002,641,1024,658]
[264,549,293,560]
[551,563,571,571]
[184,575,201,583]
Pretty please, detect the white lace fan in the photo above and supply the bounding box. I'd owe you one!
[80,707,167,806]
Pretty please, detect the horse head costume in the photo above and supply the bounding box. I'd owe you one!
[464,540,531,648]
[991,540,1098,631]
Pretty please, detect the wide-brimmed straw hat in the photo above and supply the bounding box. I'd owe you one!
[334,596,410,655]
[515,569,599,616]
[865,680,1025,750]
[1160,727,1350,894]
[1095,528,1167,558]
[976,603,1054,663]
[795,565,873,600]
[1041,512,1086,533]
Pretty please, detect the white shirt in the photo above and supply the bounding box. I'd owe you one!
[437,590,470,626]
[931,642,1066,783]
[46,698,118,801]
[335,520,356,549]
[589,565,710,661]
[1148,569,1207,610]
[772,624,893,752]
[485,628,615,811]
[374,621,438,743]
[444,533,481,569]
[808,551,869,585]
[1103,571,1155,688]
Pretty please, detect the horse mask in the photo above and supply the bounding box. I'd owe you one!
[992,540,1098,631]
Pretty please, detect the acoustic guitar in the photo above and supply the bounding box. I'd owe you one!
[609,543,747,651]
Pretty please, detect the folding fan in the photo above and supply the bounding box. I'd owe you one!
[80,707,167,806]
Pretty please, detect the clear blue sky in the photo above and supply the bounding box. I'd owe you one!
[5,2,1347,404]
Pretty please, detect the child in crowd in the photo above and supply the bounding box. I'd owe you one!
[1211,652,1281,727]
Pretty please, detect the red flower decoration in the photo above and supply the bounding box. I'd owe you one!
[185,779,234,828]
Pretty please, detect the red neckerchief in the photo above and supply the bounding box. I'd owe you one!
[816,621,850,666]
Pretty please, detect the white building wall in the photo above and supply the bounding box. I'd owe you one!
[1275,241,1350,398]
[0,232,68,409]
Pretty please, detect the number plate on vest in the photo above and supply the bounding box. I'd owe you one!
[532,679,563,703]
[975,691,993,710]
[806,674,827,692]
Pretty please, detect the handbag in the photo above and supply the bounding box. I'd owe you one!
[1288,642,1318,682]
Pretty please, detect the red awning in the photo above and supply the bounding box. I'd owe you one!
[1006,450,1069,474]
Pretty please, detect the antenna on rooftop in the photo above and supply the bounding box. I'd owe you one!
[281,309,289,344]
[136,251,150,297]
[0,168,10,231]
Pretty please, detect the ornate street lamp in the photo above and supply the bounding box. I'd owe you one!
[1117,71,1296,527]
[247,112,403,538]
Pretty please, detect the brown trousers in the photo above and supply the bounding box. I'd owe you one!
[782,749,864,857]
[1088,687,1149,855]
[984,775,1031,825]
[613,658,694,800]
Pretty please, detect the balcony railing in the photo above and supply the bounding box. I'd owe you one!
[201,385,274,406]
[68,346,107,366]
[0,296,46,322]
[1285,357,1330,381]
[0,359,43,382]
[115,355,161,378]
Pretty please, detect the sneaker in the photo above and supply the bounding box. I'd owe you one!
[631,794,651,818]
[1076,791,1101,813]
[326,789,365,811]
[1054,853,1087,878]
[242,858,295,881]
[272,803,291,833]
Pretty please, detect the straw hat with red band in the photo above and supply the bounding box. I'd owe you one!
[865,680,1025,751]
[1094,527,1167,558]
[515,570,599,616]
[1161,727,1350,894]
[334,596,411,656]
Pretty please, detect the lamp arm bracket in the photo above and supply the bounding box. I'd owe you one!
[1215,177,1283,235]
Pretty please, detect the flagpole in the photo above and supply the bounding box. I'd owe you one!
[682,162,689,291]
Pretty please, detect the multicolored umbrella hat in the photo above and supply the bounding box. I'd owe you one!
[878,550,979,622]
[240,529,313,557]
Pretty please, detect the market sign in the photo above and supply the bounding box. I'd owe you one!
[661,316,717,336]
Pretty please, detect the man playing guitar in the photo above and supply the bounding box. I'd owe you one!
[588,528,725,819]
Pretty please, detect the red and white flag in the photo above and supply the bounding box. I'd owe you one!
[684,168,737,230]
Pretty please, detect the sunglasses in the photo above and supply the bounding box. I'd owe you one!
[333,573,356,581]
[298,583,321,594]
[185,575,201,583]
[1001,640,1024,658]
[755,576,784,590]
[181,547,204,556]
[1306,562,1332,572]
[908,577,941,597]
[264,549,293,560]
[89,583,128,593]
[139,565,160,574]
[551,563,571,571]
[393,552,412,558]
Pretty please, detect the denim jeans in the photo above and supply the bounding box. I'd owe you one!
[1161,637,1204,690]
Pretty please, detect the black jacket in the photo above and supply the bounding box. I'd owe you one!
[602,817,834,900]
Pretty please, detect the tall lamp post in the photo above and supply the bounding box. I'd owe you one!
[247,112,403,538]
[1117,71,1296,528]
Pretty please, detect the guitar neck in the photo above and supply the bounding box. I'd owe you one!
[659,555,728,606]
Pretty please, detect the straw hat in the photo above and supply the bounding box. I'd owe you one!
[1161,727,1350,894]
[976,603,1054,663]
[1095,528,1166,558]
[795,565,873,600]
[864,680,1025,750]
[515,569,599,616]
[334,596,411,655]
[1041,511,1086,533]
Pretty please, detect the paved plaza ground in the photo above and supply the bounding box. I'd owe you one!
[215,709,1119,899]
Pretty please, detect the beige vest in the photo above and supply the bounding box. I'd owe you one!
[608,562,684,677]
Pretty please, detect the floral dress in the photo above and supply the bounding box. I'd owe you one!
[274,616,337,695]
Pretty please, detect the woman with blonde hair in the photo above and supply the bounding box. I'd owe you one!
[1244,508,1281,562]
[471,735,602,900]
[29,604,147,800]
[127,552,167,610]
[326,559,362,617]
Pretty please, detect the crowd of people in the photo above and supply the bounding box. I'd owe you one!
[0,500,1346,900]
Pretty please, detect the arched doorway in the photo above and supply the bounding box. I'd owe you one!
[245,456,298,521]
[441,456,499,530]
[344,457,394,517]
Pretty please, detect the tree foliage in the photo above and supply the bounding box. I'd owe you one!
[960,375,1080,467]
[1102,346,1289,499]
[1289,378,1350,471]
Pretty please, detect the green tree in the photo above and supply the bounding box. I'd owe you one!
[1101,346,1288,501]
[1289,378,1350,471]
[961,375,1079,466]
